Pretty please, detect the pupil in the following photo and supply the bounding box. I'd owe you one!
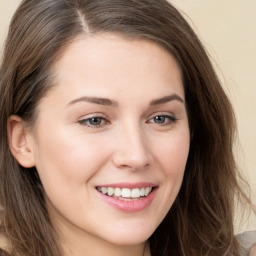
[89,117,101,125]
[154,116,165,123]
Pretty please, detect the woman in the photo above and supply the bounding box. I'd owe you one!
[0,0,255,255]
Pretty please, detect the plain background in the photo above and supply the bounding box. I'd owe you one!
[0,0,255,233]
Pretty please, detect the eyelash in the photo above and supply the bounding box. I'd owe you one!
[78,114,177,128]
[78,116,109,128]
[147,114,178,126]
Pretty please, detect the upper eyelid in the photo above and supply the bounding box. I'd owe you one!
[77,108,178,118]
[80,116,108,122]
[148,115,177,121]
[77,112,176,121]
[147,112,176,119]
[78,112,108,120]
[147,113,178,124]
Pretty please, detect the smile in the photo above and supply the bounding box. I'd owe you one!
[95,183,158,212]
[96,186,153,200]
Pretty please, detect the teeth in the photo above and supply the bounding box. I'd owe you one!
[145,187,151,196]
[140,188,145,197]
[97,186,153,199]
[102,187,108,194]
[122,188,131,198]
[145,187,152,196]
[131,188,140,198]
[107,187,114,196]
[114,188,122,197]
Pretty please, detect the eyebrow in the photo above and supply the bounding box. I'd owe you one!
[68,96,118,107]
[67,93,184,107]
[150,94,184,105]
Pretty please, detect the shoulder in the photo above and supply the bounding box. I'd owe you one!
[237,231,256,256]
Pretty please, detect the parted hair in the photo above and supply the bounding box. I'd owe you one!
[0,0,250,255]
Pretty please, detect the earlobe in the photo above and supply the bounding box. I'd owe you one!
[8,115,36,168]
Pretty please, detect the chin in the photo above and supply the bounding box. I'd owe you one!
[101,225,156,246]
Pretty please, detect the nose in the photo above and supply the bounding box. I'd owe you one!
[111,123,152,171]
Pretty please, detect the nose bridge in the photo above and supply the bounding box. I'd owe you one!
[112,120,151,170]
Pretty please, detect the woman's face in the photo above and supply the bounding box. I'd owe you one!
[29,34,190,250]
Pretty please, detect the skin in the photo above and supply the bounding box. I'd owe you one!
[250,245,256,256]
[9,34,190,256]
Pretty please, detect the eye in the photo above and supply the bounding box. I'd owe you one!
[78,116,109,128]
[148,115,177,125]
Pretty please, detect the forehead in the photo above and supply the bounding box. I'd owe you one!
[48,34,184,104]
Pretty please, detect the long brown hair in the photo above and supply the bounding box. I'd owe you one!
[0,0,251,255]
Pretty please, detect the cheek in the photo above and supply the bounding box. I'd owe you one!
[33,128,110,191]
[154,131,190,176]
[154,129,190,202]
[149,130,190,224]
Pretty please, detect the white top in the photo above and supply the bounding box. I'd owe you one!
[237,231,256,256]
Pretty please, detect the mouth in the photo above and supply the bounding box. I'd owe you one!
[95,183,158,212]
[96,186,155,201]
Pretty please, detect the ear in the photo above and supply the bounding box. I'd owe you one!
[8,115,36,168]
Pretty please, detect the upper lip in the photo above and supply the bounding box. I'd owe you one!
[95,182,158,189]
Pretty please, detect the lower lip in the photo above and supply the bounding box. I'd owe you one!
[96,188,157,213]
